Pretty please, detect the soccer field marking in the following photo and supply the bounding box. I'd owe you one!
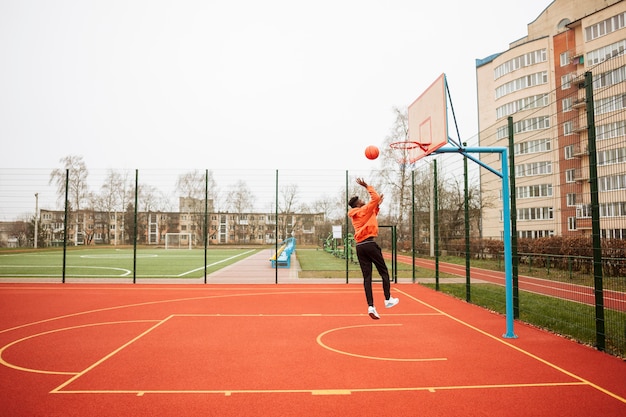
[177,249,256,277]
[79,254,158,259]
[0,265,132,277]
[0,249,257,279]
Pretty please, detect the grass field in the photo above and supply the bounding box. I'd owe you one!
[0,247,260,279]
[425,282,626,358]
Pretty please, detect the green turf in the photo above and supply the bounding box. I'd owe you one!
[0,247,260,279]
[295,248,456,279]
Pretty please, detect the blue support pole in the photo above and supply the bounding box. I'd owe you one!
[434,146,518,339]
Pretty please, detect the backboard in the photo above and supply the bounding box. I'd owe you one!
[404,73,449,164]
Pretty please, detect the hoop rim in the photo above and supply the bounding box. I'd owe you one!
[389,140,420,150]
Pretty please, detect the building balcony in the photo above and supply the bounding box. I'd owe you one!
[575,217,592,230]
[573,169,589,182]
[572,143,588,157]
[569,49,584,65]
[571,97,586,109]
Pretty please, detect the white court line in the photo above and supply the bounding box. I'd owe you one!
[177,250,256,277]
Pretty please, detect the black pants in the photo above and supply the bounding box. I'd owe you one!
[356,239,391,307]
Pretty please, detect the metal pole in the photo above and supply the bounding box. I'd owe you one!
[508,116,520,319]
[34,193,39,249]
[500,148,517,339]
[133,169,138,284]
[434,160,439,290]
[464,145,471,302]
[435,146,517,338]
[584,71,605,352]
[275,170,279,284]
[345,170,349,284]
[62,169,69,283]
[412,170,416,283]
[204,169,208,284]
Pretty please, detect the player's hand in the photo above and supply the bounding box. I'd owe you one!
[379,194,384,205]
[356,178,368,188]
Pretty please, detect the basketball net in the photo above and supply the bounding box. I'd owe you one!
[390,140,429,170]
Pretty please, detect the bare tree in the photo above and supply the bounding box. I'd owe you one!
[181,170,217,199]
[373,107,418,241]
[278,184,298,213]
[226,180,254,213]
[91,169,134,245]
[312,194,340,222]
[49,155,90,245]
[175,170,218,245]
[226,180,254,242]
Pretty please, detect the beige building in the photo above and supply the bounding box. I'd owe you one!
[38,206,326,247]
[476,0,626,239]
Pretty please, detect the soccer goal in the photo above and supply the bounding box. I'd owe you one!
[165,233,193,250]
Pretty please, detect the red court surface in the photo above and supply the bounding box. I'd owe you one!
[0,283,624,416]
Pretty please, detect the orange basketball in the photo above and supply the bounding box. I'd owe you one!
[365,145,379,160]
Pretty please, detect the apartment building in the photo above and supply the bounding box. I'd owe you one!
[38,206,326,247]
[476,0,626,239]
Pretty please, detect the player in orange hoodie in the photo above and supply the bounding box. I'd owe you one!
[348,178,399,319]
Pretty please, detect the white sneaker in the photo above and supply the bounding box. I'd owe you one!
[368,306,380,320]
[385,297,399,309]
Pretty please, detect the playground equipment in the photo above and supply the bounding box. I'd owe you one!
[270,237,296,268]
[322,232,357,264]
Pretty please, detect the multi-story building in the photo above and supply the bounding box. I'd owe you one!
[38,205,326,247]
[476,0,626,239]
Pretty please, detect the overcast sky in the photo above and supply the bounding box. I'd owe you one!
[1,0,552,172]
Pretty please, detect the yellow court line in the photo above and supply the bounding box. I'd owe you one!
[53,381,588,397]
[395,288,626,404]
[0,320,160,375]
[50,316,174,394]
[2,286,622,403]
[0,290,363,335]
[316,323,448,362]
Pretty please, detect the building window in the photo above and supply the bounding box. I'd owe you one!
[496,94,549,119]
[563,121,574,136]
[514,138,551,155]
[495,71,548,99]
[562,97,572,112]
[568,217,576,231]
[593,65,626,88]
[585,12,626,41]
[560,73,576,90]
[565,169,576,183]
[596,120,626,140]
[494,49,547,79]
[516,184,553,199]
[598,147,626,165]
[566,193,576,207]
[517,207,553,221]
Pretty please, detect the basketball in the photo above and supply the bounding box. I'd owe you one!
[365,145,379,160]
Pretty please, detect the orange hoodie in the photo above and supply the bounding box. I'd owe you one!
[348,185,381,243]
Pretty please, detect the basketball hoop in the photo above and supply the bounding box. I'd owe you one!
[390,140,430,152]
[390,141,428,169]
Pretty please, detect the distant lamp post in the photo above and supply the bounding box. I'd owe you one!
[34,193,39,249]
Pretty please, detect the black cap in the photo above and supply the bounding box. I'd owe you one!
[348,196,359,208]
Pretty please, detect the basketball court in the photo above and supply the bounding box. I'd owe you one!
[0,283,624,416]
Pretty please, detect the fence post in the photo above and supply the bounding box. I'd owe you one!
[133,169,138,284]
[62,169,69,283]
[584,70,605,352]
